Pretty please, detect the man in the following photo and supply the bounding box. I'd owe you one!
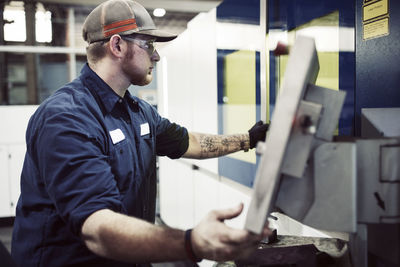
[11,0,270,266]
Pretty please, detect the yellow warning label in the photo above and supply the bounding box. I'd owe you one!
[363,17,389,40]
[363,0,388,22]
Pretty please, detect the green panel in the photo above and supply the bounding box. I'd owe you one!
[224,50,256,104]
[278,11,340,96]
[223,50,257,164]
[279,52,339,91]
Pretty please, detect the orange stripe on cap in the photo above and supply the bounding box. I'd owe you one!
[104,24,138,37]
[104,18,136,31]
[103,18,138,37]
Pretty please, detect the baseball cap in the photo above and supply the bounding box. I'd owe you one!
[82,0,177,43]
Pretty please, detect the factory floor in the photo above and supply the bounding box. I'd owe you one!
[0,217,14,267]
[0,226,12,253]
[0,218,13,253]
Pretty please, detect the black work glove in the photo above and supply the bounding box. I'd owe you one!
[248,120,269,149]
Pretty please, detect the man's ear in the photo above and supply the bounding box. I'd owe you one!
[108,34,124,58]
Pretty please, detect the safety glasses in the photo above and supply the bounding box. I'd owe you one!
[121,36,157,56]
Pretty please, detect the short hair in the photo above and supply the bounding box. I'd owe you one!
[86,41,108,64]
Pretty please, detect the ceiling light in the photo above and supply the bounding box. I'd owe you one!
[153,8,166,17]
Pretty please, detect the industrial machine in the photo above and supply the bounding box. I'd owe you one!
[244,35,400,266]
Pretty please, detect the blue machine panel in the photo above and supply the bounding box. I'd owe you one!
[355,0,400,136]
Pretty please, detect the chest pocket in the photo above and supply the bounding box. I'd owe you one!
[141,132,154,152]
[109,138,137,193]
[140,132,156,169]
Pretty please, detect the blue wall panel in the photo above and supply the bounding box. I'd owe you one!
[217,0,259,25]
[355,0,400,136]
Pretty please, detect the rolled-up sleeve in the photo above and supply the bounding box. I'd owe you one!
[152,109,189,159]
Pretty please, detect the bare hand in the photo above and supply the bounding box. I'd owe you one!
[191,203,272,262]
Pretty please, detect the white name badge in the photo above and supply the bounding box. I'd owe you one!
[140,123,150,136]
[109,129,125,144]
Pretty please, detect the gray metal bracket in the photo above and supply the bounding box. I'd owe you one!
[281,100,322,178]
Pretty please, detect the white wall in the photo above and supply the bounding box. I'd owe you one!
[157,8,257,242]
[0,105,38,217]
[157,10,237,266]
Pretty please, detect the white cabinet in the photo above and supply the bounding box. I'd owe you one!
[157,9,252,231]
[0,144,26,216]
[0,145,11,217]
[159,158,195,229]
[0,105,37,217]
[9,144,26,214]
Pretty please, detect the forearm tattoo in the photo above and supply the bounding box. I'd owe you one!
[197,133,250,158]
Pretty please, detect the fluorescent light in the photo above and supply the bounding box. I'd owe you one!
[36,10,52,43]
[4,3,52,43]
[153,8,166,17]
[4,9,26,42]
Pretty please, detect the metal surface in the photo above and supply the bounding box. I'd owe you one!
[381,145,400,182]
[354,108,400,266]
[245,35,319,234]
[305,85,346,141]
[349,224,368,267]
[356,138,400,224]
[361,108,400,138]
[281,100,322,178]
[303,142,357,233]
[276,165,315,221]
[236,235,350,267]
[235,244,320,267]
[277,142,357,233]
